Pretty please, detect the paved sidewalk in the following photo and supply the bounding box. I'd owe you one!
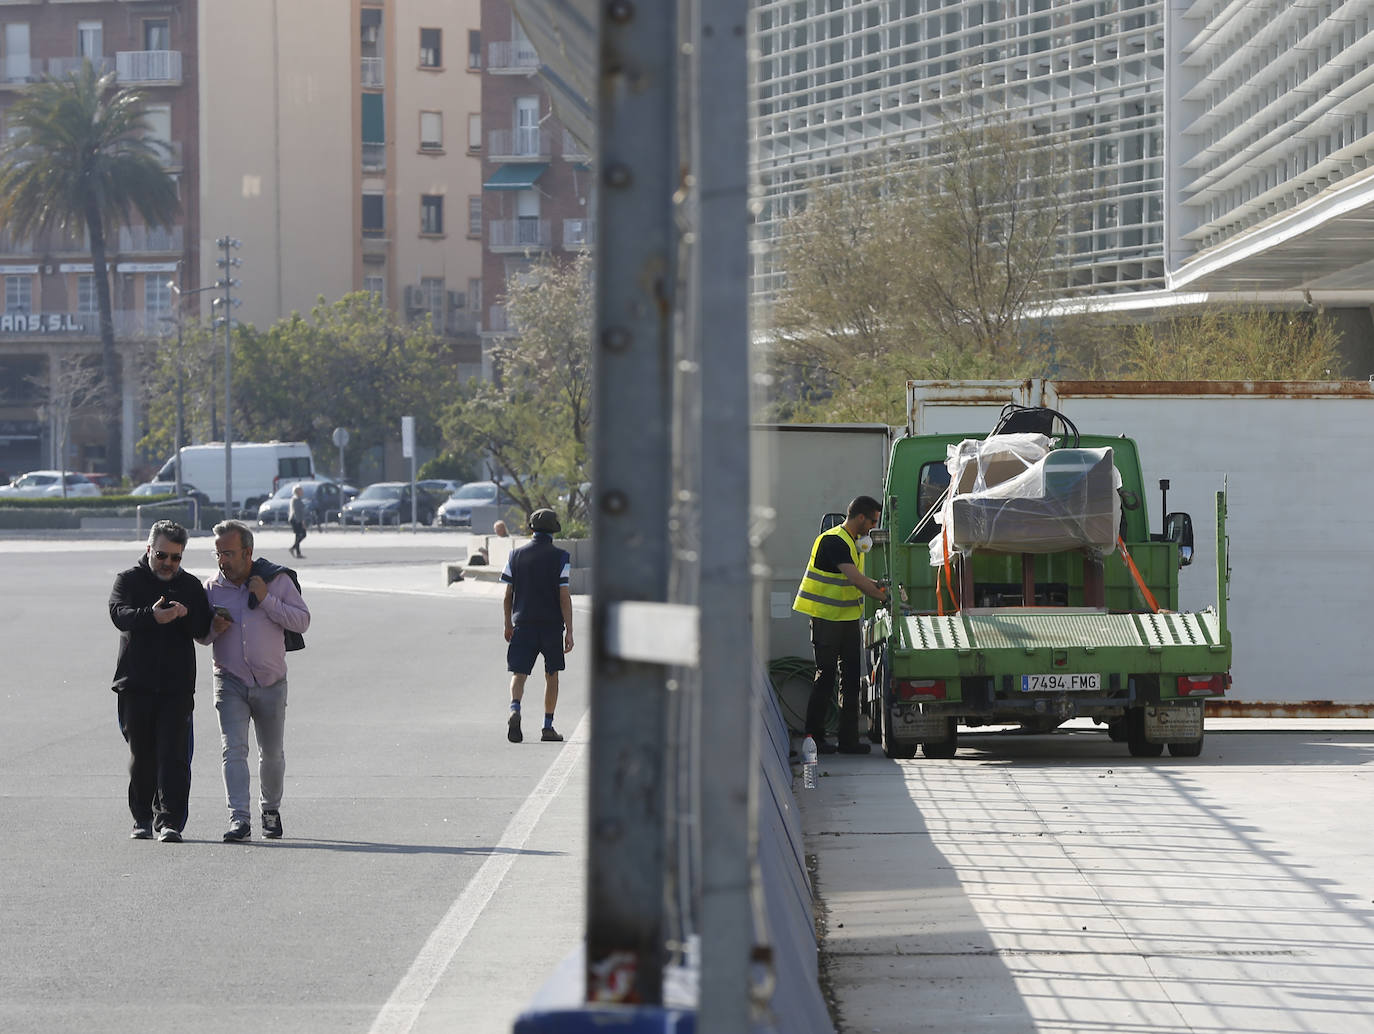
[800,723,1374,1033]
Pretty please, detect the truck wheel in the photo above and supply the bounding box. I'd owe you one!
[1106,718,1128,742]
[878,656,917,760]
[1126,707,1164,758]
[921,721,958,759]
[1168,736,1204,758]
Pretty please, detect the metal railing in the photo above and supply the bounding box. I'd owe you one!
[563,219,595,248]
[362,141,386,170]
[116,50,182,84]
[486,40,540,71]
[488,218,550,249]
[118,224,184,252]
[361,56,384,87]
[488,127,551,159]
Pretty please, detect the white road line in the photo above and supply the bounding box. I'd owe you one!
[367,713,589,1034]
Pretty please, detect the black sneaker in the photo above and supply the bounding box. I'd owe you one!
[222,820,251,842]
[261,810,283,839]
[814,739,839,754]
[837,741,872,755]
[507,712,523,743]
[130,824,153,840]
[157,827,183,843]
[541,726,563,742]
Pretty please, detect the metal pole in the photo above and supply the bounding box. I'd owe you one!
[587,0,677,1007]
[692,1,755,1030]
[174,318,184,502]
[223,245,233,518]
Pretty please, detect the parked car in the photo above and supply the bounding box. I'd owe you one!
[435,480,520,528]
[0,470,101,498]
[83,472,121,492]
[257,479,346,526]
[416,478,463,499]
[130,481,212,508]
[339,482,437,526]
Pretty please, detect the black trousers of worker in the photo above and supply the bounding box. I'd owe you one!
[290,519,307,555]
[805,616,862,746]
[116,692,194,834]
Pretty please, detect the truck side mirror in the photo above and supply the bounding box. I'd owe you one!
[819,512,845,533]
[1164,511,1194,567]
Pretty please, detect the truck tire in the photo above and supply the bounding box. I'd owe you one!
[877,649,917,760]
[1126,707,1164,758]
[920,720,958,759]
[1168,735,1204,758]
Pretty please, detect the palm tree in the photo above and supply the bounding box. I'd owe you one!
[0,59,179,476]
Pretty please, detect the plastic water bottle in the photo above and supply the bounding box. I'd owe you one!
[802,735,818,789]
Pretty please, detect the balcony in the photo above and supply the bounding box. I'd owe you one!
[488,218,550,252]
[561,129,591,161]
[362,141,386,171]
[0,55,38,85]
[488,127,551,162]
[116,50,182,85]
[563,219,595,250]
[361,234,390,258]
[484,304,512,334]
[361,56,383,88]
[46,56,115,78]
[117,224,184,253]
[487,40,539,73]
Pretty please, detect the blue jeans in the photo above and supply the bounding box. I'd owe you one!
[213,672,287,824]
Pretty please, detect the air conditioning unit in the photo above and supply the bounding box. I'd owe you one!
[447,290,466,310]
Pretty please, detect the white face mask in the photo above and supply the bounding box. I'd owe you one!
[856,534,873,554]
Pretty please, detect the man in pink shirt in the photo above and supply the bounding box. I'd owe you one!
[201,519,311,842]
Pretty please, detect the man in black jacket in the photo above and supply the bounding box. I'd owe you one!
[108,519,212,842]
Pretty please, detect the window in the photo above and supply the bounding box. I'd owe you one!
[468,30,481,69]
[145,275,172,318]
[77,21,102,59]
[468,277,482,313]
[421,195,444,235]
[421,277,444,326]
[420,28,442,68]
[362,193,385,236]
[363,275,384,301]
[420,111,443,151]
[4,24,31,81]
[514,96,540,155]
[468,196,482,238]
[468,113,481,152]
[143,18,170,52]
[78,274,99,314]
[5,274,31,313]
[912,462,950,543]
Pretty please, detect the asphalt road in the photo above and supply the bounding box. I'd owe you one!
[0,530,589,1034]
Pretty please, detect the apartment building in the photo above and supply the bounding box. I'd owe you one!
[198,0,484,372]
[479,0,594,368]
[0,0,197,478]
[752,0,1374,342]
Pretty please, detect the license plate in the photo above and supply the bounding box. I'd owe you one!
[1021,673,1100,692]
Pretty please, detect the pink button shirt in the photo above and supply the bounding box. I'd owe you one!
[202,568,310,687]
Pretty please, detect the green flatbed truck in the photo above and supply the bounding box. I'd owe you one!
[859,405,1231,759]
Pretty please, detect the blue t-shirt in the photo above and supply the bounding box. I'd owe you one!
[501,533,571,626]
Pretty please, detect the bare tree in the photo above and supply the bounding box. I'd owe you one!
[29,355,101,496]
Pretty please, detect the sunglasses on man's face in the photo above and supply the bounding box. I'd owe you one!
[152,550,183,563]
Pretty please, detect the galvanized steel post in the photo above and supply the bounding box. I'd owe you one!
[587,0,677,1007]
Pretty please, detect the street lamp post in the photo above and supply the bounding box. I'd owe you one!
[214,237,242,515]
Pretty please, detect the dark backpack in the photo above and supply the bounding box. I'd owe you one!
[248,558,306,651]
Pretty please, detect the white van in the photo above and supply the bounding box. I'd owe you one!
[154,442,314,512]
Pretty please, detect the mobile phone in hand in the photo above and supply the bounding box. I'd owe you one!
[156,598,177,610]
[213,605,233,621]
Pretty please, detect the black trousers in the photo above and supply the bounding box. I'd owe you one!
[290,519,307,553]
[116,692,194,833]
[805,617,862,745]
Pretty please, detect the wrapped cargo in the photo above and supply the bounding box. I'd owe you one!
[930,434,1120,561]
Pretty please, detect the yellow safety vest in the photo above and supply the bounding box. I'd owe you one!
[793,524,864,622]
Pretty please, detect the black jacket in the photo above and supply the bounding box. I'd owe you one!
[246,557,305,651]
[108,556,212,695]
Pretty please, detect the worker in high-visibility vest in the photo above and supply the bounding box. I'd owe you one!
[793,495,889,754]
